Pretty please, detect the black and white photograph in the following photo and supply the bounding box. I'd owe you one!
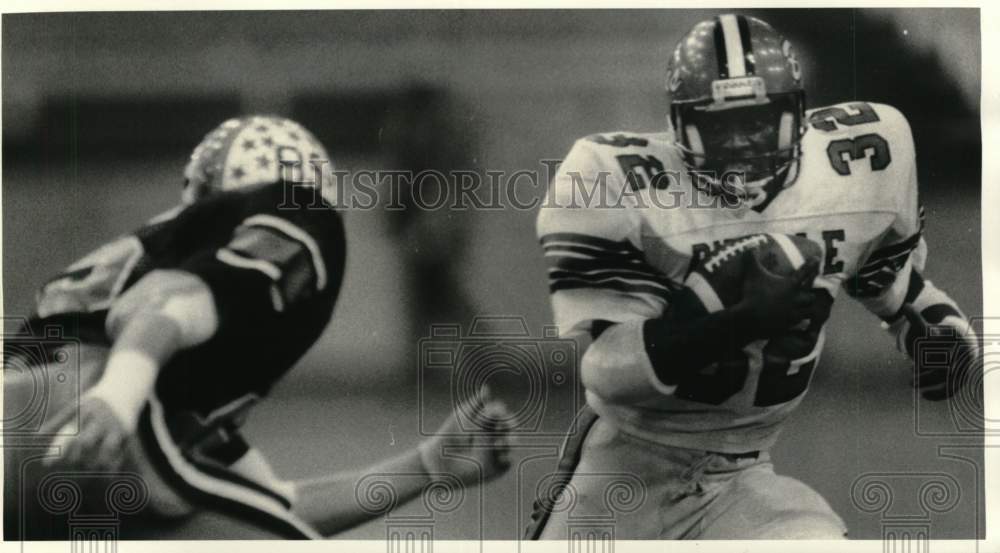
[1,5,994,549]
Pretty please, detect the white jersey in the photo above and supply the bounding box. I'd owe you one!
[537,102,925,453]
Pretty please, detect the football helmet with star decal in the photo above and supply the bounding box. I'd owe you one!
[182,115,331,204]
[665,14,806,209]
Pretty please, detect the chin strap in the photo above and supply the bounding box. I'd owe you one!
[728,173,775,207]
[692,159,795,212]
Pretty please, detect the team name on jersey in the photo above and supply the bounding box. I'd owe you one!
[692,228,846,276]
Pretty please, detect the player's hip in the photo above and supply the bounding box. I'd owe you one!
[573,414,767,490]
[586,392,794,454]
[536,412,845,539]
[534,414,761,539]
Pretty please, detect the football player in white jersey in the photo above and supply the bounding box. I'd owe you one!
[528,14,980,539]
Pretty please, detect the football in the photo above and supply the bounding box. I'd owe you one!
[684,233,823,313]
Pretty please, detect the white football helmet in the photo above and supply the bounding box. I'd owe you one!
[182,115,332,204]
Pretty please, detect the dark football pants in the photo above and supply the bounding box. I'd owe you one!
[4,341,320,539]
[135,392,321,539]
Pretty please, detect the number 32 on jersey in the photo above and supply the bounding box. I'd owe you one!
[809,102,892,176]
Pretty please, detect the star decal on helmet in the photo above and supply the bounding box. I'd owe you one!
[183,115,333,200]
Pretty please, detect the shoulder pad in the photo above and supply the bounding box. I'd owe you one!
[559,132,677,194]
[801,102,917,220]
[582,132,653,149]
[806,102,913,145]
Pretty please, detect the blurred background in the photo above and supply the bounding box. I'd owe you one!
[2,8,982,540]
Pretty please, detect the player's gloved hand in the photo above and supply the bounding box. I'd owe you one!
[736,253,822,340]
[418,386,512,486]
[894,304,980,401]
[42,394,130,472]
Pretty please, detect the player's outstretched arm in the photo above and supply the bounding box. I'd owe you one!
[289,387,512,537]
[44,269,218,471]
[583,256,822,404]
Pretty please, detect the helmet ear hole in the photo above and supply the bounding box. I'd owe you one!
[684,124,707,168]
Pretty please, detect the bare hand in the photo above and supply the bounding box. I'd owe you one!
[43,395,130,472]
[418,386,513,486]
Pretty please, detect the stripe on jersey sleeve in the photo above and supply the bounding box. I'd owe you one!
[855,231,922,277]
[541,232,676,302]
[215,215,326,312]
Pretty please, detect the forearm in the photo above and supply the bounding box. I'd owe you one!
[91,270,218,430]
[89,313,182,430]
[848,237,927,320]
[582,290,755,403]
[291,449,430,536]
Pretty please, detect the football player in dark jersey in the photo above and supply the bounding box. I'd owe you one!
[5,115,511,539]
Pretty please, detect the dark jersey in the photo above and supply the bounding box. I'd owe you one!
[23,181,346,415]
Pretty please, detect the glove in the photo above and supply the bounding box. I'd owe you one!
[736,254,823,340]
[888,303,980,401]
